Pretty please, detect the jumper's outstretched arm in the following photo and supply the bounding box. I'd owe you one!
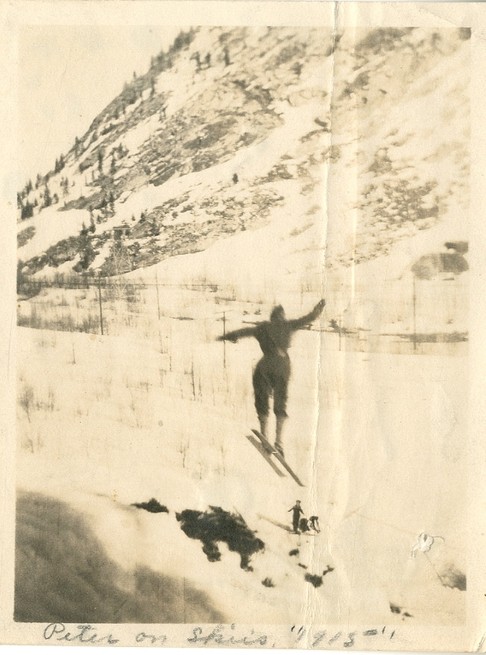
[287,299,326,330]
[217,326,256,343]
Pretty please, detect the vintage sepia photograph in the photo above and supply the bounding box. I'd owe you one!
[2,0,485,651]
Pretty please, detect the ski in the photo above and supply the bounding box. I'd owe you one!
[246,434,285,477]
[251,429,305,487]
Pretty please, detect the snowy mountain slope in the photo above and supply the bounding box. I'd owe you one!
[326,30,469,270]
[18,27,329,274]
[17,26,469,290]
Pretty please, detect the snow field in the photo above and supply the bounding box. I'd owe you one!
[17,301,467,624]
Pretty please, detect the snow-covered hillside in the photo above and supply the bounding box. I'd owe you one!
[16,321,467,624]
[17,26,469,342]
[17,27,469,282]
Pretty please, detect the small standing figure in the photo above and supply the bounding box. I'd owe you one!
[205,52,211,68]
[218,300,325,457]
[232,173,239,184]
[289,500,304,534]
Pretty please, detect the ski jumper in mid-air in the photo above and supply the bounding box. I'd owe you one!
[218,299,325,457]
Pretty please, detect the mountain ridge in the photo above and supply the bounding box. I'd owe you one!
[18,26,469,292]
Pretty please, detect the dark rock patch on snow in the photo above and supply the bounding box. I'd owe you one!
[389,603,413,619]
[176,506,264,571]
[439,564,466,591]
[132,498,169,513]
[304,565,334,588]
[304,573,323,588]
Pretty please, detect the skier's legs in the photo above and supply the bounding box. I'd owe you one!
[253,360,272,436]
[273,357,290,454]
[273,355,290,417]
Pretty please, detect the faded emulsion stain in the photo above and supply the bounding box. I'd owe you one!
[411,242,468,281]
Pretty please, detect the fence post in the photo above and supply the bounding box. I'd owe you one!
[97,273,104,336]
[223,312,226,369]
[155,272,161,321]
[412,275,417,352]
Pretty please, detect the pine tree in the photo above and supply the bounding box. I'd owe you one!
[21,202,34,220]
[43,184,52,208]
[78,226,95,271]
[61,177,69,200]
[97,148,104,173]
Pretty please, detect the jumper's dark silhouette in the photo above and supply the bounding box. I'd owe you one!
[218,299,325,456]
